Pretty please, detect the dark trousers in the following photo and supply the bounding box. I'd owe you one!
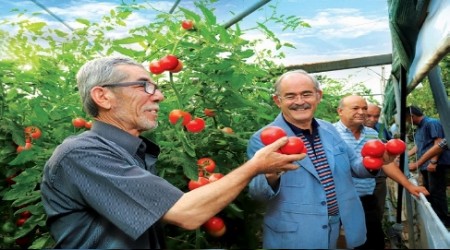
[421,164,449,226]
[355,194,385,249]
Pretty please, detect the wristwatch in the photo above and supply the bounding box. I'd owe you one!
[430,160,438,164]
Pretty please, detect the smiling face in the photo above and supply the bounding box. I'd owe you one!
[273,72,323,130]
[93,64,165,136]
[337,95,368,129]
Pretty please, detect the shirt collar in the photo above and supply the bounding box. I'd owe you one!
[283,116,320,136]
[91,120,160,157]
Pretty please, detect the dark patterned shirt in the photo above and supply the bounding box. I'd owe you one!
[40,121,183,249]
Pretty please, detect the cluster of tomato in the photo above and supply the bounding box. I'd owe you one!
[149,54,183,75]
[16,126,41,153]
[260,126,307,154]
[188,157,224,190]
[148,20,194,75]
[361,138,407,170]
[168,109,206,133]
[72,117,92,129]
[186,157,226,237]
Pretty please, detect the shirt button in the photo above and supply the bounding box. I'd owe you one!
[321,201,326,205]
[322,225,328,229]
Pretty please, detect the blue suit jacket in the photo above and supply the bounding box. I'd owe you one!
[247,114,374,249]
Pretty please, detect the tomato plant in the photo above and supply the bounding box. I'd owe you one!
[197,157,216,173]
[185,118,205,133]
[181,20,194,30]
[361,139,385,158]
[280,136,306,155]
[385,139,406,155]
[0,1,316,249]
[363,156,384,170]
[260,126,287,146]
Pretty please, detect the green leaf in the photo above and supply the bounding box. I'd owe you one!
[197,4,216,25]
[29,234,54,249]
[75,18,90,26]
[113,35,146,45]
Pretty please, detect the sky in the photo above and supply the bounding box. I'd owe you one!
[0,0,392,103]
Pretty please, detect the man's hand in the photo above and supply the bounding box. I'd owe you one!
[252,137,306,174]
[406,185,429,198]
[408,162,418,171]
[426,163,437,172]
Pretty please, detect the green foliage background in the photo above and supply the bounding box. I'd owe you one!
[0,1,376,249]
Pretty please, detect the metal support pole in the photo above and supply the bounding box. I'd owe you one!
[222,0,271,29]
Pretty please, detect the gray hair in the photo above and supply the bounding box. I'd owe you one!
[76,56,144,117]
[274,69,321,95]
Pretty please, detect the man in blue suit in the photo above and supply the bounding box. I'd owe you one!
[247,70,429,249]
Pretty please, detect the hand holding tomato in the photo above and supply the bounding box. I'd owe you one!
[385,139,406,155]
[251,137,305,174]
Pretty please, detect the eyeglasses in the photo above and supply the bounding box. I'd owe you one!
[101,81,158,95]
[278,91,316,102]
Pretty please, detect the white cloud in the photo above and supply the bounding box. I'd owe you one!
[303,8,389,39]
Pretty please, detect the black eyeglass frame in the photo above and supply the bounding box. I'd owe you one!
[101,81,158,95]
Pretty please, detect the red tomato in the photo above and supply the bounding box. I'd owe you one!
[168,109,192,126]
[84,121,92,129]
[20,210,32,219]
[385,139,406,155]
[16,218,27,227]
[72,117,86,128]
[260,126,287,145]
[169,60,183,73]
[182,20,194,30]
[280,136,306,155]
[159,55,179,71]
[17,143,32,153]
[203,216,226,234]
[361,139,385,158]
[197,157,216,173]
[208,225,226,237]
[188,177,210,190]
[363,156,384,170]
[149,60,164,74]
[203,108,215,117]
[24,126,41,139]
[208,173,224,182]
[15,236,31,247]
[185,117,206,133]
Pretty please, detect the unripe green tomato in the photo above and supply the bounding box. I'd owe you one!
[2,221,15,233]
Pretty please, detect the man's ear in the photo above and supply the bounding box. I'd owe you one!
[272,94,281,108]
[90,86,112,110]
